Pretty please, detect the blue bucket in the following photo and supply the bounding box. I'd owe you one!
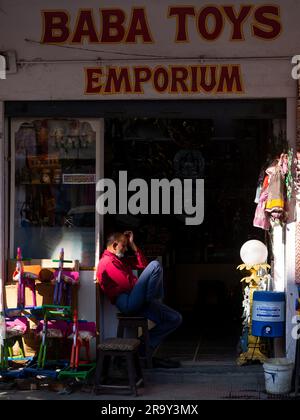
[252,291,285,338]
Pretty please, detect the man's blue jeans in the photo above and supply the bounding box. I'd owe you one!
[115,260,182,352]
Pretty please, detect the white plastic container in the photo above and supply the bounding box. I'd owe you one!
[263,358,294,395]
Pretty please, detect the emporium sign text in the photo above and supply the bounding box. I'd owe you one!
[84,65,243,95]
[40,4,281,95]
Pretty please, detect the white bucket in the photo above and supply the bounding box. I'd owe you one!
[263,358,294,395]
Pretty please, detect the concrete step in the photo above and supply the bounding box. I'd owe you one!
[144,364,265,385]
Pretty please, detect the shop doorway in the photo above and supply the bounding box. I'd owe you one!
[100,100,286,364]
[4,99,288,364]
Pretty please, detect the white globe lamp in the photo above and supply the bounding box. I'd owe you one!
[240,240,268,265]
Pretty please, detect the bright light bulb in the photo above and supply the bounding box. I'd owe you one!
[240,240,268,265]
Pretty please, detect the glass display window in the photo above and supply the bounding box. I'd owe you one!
[11,118,102,267]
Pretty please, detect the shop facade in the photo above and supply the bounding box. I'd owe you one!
[0,0,299,362]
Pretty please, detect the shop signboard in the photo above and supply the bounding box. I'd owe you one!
[62,174,96,184]
[0,0,298,100]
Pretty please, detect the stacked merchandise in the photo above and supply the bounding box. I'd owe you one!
[1,248,96,384]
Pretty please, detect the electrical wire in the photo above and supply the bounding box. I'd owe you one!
[24,38,294,63]
[24,38,171,59]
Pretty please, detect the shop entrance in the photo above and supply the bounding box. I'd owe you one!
[103,100,287,364]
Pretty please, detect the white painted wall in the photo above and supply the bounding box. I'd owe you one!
[286,223,297,360]
[273,225,285,292]
[0,102,5,333]
[101,296,119,341]
[77,270,97,359]
[286,97,297,361]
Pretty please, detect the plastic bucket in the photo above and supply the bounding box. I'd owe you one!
[263,358,294,395]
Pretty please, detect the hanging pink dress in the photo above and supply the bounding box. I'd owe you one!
[253,175,270,230]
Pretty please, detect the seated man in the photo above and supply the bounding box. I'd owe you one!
[96,231,182,368]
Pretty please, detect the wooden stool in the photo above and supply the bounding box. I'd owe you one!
[117,313,152,368]
[95,338,144,396]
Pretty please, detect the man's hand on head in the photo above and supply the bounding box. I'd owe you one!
[124,231,138,252]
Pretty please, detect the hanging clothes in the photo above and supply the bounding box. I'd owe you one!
[253,175,270,230]
[265,165,285,219]
[253,155,288,231]
[254,166,268,204]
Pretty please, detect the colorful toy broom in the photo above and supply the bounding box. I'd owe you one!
[53,248,73,305]
[13,248,37,308]
[24,305,71,379]
[58,310,96,381]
